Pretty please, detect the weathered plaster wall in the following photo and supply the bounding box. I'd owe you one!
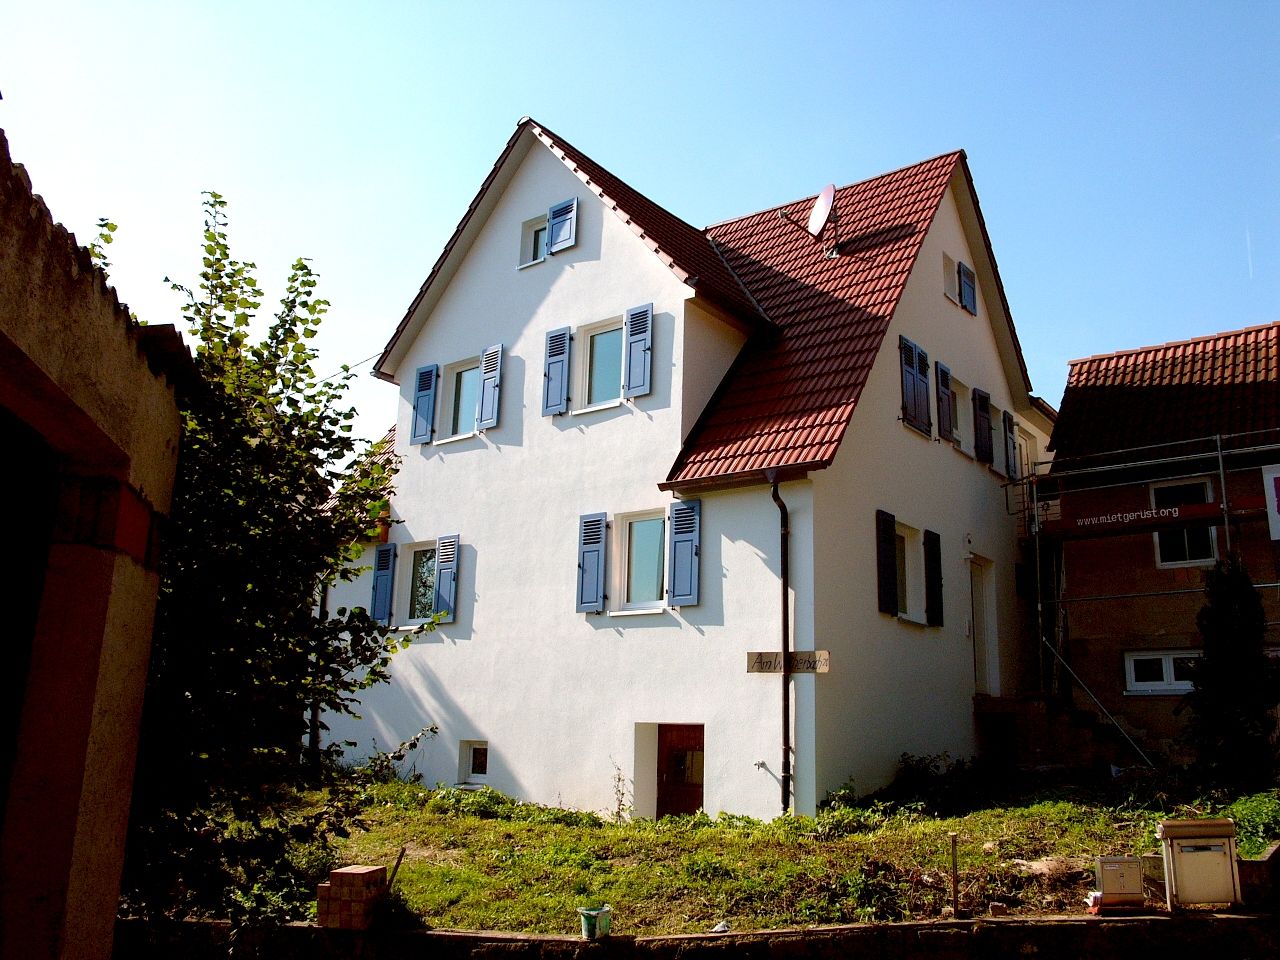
[324,141,801,819]
[0,128,186,960]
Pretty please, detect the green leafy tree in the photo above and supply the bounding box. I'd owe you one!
[122,192,408,920]
[1184,554,1278,789]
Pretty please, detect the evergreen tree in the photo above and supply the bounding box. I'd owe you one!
[1185,554,1277,789]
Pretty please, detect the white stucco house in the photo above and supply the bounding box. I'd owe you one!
[324,118,1054,819]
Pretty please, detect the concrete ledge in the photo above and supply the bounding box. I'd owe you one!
[114,913,1280,960]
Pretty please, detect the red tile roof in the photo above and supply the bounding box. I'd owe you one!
[380,119,1027,491]
[664,153,963,488]
[1049,321,1280,460]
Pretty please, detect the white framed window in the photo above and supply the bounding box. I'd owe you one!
[442,357,481,438]
[894,521,924,623]
[390,534,460,627]
[409,345,502,445]
[576,317,625,411]
[458,739,489,784]
[519,215,547,267]
[577,501,701,615]
[876,510,943,627]
[1151,479,1217,567]
[404,542,437,624]
[943,253,959,303]
[1017,428,1037,478]
[950,373,973,455]
[1125,650,1200,694]
[616,510,666,611]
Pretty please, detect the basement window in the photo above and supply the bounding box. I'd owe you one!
[1125,650,1200,694]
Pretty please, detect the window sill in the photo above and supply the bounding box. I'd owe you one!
[1155,559,1217,570]
[896,614,929,627]
[608,607,667,617]
[517,257,545,270]
[573,398,624,416]
[902,420,932,438]
[451,781,487,790]
[435,430,480,446]
[1124,689,1192,697]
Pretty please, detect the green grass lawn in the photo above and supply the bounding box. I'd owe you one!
[329,779,1280,936]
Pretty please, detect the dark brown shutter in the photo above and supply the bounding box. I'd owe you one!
[924,530,943,627]
[876,510,898,616]
[973,389,993,464]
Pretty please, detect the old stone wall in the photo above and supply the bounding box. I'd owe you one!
[113,915,1280,960]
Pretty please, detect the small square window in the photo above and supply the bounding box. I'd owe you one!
[1151,480,1217,567]
[458,739,489,784]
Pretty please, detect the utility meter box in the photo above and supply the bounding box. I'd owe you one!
[1095,856,1144,909]
[1157,818,1241,910]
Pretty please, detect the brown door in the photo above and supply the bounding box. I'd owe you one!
[656,724,704,817]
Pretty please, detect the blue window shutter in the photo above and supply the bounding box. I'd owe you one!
[542,327,571,416]
[622,303,653,399]
[547,198,577,254]
[477,344,502,430]
[936,362,954,441]
[576,513,608,613]
[958,262,977,314]
[410,364,438,445]
[370,543,397,623]
[433,534,459,624]
[899,337,916,424]
[667,499,701,607]
[924,529,943,627]
[875,510,897,616]
[973,389,993,464]
[915,346,932,434]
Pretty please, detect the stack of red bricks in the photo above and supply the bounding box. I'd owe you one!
[316,865,387,930]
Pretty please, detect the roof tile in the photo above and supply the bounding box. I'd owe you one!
[1049,321,1280,460]
[666,152,960,487]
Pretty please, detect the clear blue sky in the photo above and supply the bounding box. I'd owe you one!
[3,2,1277,445]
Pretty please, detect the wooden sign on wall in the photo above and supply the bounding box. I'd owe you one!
[747,651,831,674]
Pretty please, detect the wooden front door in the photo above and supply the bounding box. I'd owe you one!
[656,724,704,818]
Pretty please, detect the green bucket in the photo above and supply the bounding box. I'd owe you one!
[577,904,612,939]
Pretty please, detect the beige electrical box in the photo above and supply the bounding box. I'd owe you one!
[1157,818,1241,910]
[1095,856,1144,909]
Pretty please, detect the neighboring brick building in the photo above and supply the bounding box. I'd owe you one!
[1037,322,1280,760]
[0,129,191,960]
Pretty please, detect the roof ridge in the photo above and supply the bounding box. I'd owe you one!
[529,119,705,235]
[704,150,966,230]
[1068,320,1280,367]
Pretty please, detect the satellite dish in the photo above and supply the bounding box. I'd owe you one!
[806,184,836,237]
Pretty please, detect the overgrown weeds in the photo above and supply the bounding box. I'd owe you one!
[330,760,1280,936]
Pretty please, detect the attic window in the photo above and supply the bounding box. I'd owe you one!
[519,216,548,267]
